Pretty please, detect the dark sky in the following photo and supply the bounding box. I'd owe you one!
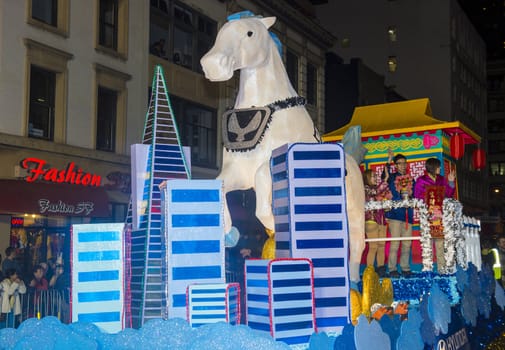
[458,0,505,59]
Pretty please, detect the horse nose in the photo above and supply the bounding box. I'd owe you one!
[200,53,218,77]
[200,52,233,81]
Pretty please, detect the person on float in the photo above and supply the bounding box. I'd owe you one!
[414,157,456,273]
[384,149,415,278]
[363,169,392,277]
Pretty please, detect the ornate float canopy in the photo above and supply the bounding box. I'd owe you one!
[323,98,481,144]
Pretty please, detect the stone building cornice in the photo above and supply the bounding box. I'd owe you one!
[0,133,130,166]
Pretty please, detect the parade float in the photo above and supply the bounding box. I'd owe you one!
[322,98,505,349]
[3,11,505,350]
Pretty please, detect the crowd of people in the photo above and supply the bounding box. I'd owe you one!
[0,248,68,327]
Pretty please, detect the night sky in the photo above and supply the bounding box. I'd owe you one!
[458,0,505,60]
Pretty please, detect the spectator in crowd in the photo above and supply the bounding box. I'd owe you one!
[150,38,167,58]
[2,247,21,276]
[0,268,26,327]
[47,258,69,323]
[363,169,392,277]
[495,235,505,287]
[29,264,48,291]
[45,258,56,282]
[384,150,415,278]
[48,261,66,290]
[414,157,456,273]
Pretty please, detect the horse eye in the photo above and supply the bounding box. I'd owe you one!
[247,31,253,37]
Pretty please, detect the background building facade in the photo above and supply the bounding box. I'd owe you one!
[0,0,332,276]
[0,0,150,275]
[315,0,488,215]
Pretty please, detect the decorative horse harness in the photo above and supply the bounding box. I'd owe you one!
[222,96,319,152]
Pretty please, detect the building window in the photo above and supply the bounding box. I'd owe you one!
[99,0,118,49]
[488,74,504,91]
[170,96,217,167]
[488,97,505,112]
[488,119,505,133]
[387,26,397,42]
[286,49,299,91]
[96,87,117,151]
[24,39,73,143]
[306,62,317,106]
[151,0,169,13]
[149,1,216,72]
[29,66,55,140]
[94,64,131,154]
[31,0,57,26]
[489,140,505,155]
[96,0,128,57]
[490,162,505,176]
[388,56,398,72]
[173,3,193,69]
[28,0,69,36]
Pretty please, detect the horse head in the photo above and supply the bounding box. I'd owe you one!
[200,16,277,82]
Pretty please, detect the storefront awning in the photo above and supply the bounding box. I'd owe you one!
[0,179,110,217]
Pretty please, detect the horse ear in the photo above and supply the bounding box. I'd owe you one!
[260,16,276,29]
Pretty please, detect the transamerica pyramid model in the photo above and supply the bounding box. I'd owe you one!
[124,65,191,328]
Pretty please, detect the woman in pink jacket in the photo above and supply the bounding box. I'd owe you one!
[414,157,456,273]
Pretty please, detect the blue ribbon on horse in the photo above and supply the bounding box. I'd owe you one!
[227,11,283,56]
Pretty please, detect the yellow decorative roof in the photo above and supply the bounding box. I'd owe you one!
[323,98,481,144]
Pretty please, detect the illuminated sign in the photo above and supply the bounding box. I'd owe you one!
[21,157,101,187]
[38,199,95,216]
[11,217,24,227]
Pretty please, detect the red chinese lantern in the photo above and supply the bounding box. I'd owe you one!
[450,133,465,160]
[472,147,486,171]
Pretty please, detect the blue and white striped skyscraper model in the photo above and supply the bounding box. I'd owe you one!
[270,142,351,334]
[245,258,316,346]
[186,282,241,327]
[71,223,125,333]
[159,179,226,320]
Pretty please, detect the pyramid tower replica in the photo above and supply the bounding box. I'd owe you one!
[126,65,190,328]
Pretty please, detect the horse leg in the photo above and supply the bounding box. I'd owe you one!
[254,162,275,232]
[217,171,240,247]
[345,156,366,283]
[222,190,232,234]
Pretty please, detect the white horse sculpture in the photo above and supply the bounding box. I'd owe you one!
[201,15,365,282]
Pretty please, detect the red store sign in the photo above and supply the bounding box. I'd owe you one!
[20,157,102,187]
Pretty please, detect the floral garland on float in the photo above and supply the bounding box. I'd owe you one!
[365,199,432,271]
[442,198,465,274]
[364,198,465,273]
